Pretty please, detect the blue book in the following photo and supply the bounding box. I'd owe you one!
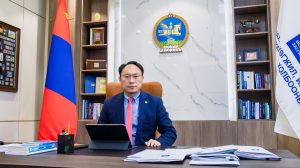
[84,75,96,93]
[242,101,246,119]
[5,141,57,155]
[84,99,89,119]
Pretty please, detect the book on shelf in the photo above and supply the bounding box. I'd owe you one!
[95,77,106,94]
[238,99,272,119]
[82,99,103,120]
[89,27,105,45]
[5,140,57,156]
[84,74,96,93]
[237,71,270,89]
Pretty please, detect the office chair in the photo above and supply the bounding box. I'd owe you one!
[106,82,162,98]
[106,82,162,139]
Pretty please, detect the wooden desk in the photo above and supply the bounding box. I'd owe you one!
[0,147,299,168]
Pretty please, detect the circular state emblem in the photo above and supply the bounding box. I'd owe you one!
[153,13,189,53]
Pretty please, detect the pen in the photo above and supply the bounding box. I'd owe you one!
[67,122,70,134]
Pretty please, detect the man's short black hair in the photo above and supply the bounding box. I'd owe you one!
[119,61,144,76]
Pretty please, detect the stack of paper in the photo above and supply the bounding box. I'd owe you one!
[124,149,186,162]
[124,145,280,165]
[234,145,281,160]
[189,145,240,166]
[5,141,57,156]
[194,145,238,155]
[124,148,202,163]
[190,153,240,166]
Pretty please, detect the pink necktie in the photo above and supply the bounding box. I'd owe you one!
[125,98,133,143]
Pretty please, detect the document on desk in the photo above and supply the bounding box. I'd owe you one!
[234,145,281,160]
[124,148,202,163]
[190,153,240,166]
[196,145,238,155]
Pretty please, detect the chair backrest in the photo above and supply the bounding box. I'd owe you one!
[106,82,163,98]
[105,81,163,139]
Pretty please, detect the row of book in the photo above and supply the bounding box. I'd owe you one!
[82,99,103,120]
[84,75,106,94]
[0,141,56,156]
[238,99,272,119]
[237,71,271,89]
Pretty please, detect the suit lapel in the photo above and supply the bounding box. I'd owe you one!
[115,93,125,124]
[138,91,148,121]
[136,91,148,137]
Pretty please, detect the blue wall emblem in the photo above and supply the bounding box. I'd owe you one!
[153,13,189,53]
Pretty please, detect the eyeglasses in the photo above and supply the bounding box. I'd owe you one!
[121,74,142,80]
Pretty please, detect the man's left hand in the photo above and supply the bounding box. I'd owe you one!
[145,139,161,147]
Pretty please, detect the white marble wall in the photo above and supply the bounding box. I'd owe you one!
[119,0,230,120]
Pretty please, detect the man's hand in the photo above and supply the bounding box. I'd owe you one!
[145,139,161,147]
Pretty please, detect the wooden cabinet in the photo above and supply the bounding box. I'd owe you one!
[78,0,108,121]
[233,0,275,120]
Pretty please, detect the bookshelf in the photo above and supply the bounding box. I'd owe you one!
[79,0,108,121]
[233,0,275,120]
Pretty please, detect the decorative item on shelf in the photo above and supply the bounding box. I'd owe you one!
[94,12,101,22]
[86,59,106,69]
[238,19,260,33]
[89,27,105,45]
[242,48,260,62]
[237,53,243,62]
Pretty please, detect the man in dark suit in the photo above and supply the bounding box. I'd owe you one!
[98,61,176,147]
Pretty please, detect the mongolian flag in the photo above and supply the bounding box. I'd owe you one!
[274,0,300,140]
[38,0,77,140]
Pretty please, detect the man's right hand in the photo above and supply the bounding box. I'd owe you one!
[145,139,161,147]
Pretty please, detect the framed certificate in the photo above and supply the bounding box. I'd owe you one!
[0,21,20,92]
[90,27,105,45]
[243,48,260,62]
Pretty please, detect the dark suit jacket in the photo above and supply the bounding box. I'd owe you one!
[98,91,177,146]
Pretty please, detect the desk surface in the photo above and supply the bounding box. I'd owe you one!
[0,147,299,168]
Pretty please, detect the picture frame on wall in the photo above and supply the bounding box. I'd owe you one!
[0,21,20,92]
[89,27,105,45]
[243,48,260,62]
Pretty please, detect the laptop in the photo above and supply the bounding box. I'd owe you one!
[85,124,132,150]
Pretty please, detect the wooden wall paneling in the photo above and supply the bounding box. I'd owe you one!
[201,121,237,147]
[238,120,277,149]
[238,120,263,146]
[75,119,278,148]
[261,120,277,149]
[76,120,97,144]
[173,121,202,146]
[278,134,300,157]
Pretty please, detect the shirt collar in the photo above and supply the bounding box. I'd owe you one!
[124,91,141,101]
